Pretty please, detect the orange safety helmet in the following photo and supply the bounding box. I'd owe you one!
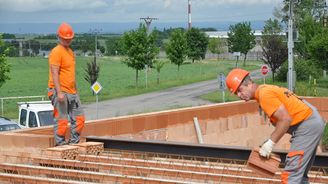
[226,68,249,94]
[57,22,74,39]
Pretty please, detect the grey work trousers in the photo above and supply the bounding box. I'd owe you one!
[48,89,85,146]
[282,101,325,184]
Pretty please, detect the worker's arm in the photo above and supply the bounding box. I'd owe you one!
[75,78,78,93]
[259,104,291,158]
[270,104,291,143]
[50,64,65,102]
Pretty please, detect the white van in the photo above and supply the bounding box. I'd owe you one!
[18,101,55,128]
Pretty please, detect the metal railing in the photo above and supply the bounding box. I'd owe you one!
[0,95,46,116]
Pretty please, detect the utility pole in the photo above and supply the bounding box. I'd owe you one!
[140,16,158,35]
[188,0,192,29]
[89,29,102,60]
[19,41,23,57]
[140,17,158,88]
[28,40,32,56]
[288,0,294,91]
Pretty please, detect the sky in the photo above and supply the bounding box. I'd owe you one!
[0,0,283,24]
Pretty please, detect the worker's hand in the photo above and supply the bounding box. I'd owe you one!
[259,139,275,158]
[57,92,65,102]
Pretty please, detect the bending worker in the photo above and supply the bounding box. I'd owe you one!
[48,22,85,146]
[226,68,325,183]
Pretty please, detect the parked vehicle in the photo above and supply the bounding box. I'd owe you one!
[0,116,21,132]
[18,101,55,128]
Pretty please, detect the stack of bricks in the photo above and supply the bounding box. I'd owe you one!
[75,142,104,155]
[43,145,79,160]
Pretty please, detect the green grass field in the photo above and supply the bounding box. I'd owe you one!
[0,56,260,118]
[201,75,328,103]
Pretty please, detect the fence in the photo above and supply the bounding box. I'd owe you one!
[0,96,46,117]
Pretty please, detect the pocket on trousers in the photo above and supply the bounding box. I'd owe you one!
[48,90,53,100]
[285,150,304,172]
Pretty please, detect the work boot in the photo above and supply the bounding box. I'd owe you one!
[68,139,79,145]
[68,132,80,145]
[55,141,68,146]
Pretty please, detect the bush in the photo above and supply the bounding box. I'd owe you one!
[322,123,328,152]
[276,59,322,82]
[317,77,328,88]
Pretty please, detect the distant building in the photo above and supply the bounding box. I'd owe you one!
[205,31,286,61]
[205,30,264,39]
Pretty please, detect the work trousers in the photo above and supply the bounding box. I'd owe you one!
[48,89,85,146]
[282,101,325,184]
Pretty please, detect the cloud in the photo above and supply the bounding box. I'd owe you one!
[112,0,162,7]
[0,0,109,12]
[0,0,280,14]
[160,0,280,7]
[192,0,281,7]
[0,0,281,23]
[164,0,171,8]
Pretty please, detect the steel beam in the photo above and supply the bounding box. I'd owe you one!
[85,136,328,167]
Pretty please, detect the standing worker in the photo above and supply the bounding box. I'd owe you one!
[226,68,325,183]
[48,22,85,146]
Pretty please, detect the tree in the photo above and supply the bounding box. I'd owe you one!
[2,33,15,39]
[165,29,187,72]
[0,35,10,88]
[29,40,40,56]
[84,57,100,94]
[122,24,159,87]
[186,28,209,62]
[73,35,94,55]
[153,60,165,84]
[295,14,322,59]
[200,28,217,32]
[279,0,325,27]
[6,46,19,57]
[0,37,18,57]
[208,37,224,60]
[262,37,288,82]
[308,30,328,71]
[105,36,124,56]
[276,1,325,59]
[227,22,256,66]
[98,45,106,55]
[261,19,288,82]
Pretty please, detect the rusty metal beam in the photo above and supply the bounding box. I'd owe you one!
[85,136,328,167]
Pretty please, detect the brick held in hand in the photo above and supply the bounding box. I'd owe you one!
[247,148,281,178]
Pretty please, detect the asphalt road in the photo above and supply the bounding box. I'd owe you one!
[83,69,265,120]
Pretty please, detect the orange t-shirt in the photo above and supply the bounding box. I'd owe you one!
[48,44,76,94]
[254,85,312,126]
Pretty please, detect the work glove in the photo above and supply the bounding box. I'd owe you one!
[259,139,275,159]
